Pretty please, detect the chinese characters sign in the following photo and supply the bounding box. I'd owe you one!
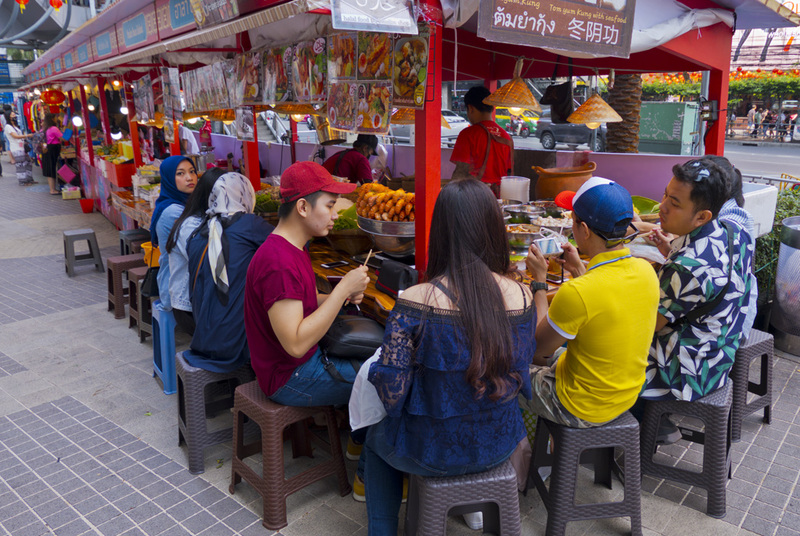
[478,0,636,59]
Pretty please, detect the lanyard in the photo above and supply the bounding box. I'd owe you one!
[587,254,631,272]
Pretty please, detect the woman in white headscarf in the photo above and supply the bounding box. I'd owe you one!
[183,172,274,372]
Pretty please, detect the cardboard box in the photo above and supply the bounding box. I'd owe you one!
[62,187,81,200]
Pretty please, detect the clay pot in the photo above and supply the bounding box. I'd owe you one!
[532,162,596,200]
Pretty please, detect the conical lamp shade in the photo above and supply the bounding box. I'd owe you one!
[270,103,320,116]
[482,58,542,115]
[567,93,622,127]
[391,108,450,128]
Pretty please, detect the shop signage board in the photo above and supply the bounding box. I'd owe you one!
[235,106,255,141]
[156,0,196,39]
[54,57,62,73]
[133,74,156,122]
[188,0,239,29]
[291,38,328,104]
[262,46,292,105]
[117,4,159,53]
[331,0,417,35]
[93,30,119,59]
[76,43,92,67]
[478,0,636,59]
[63,50,74,70]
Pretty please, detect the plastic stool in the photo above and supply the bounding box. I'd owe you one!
[529,412,642,536]
[106,254,146,319]
[730,329,774,441]
[152,300,177,395]
[229,381,351,530]
[63,229,104,277]
[640,382,733,518]
[176,353,256,474]
[119,229,151,256]
[127,266,149,332]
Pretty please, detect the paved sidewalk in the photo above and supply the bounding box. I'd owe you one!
[1,152,799,536]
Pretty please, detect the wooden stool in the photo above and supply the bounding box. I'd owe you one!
[63,229,104,277]
[127,266,150,341]
[730,329,774,441]
[106,254,146,319]
[229,381,351,530]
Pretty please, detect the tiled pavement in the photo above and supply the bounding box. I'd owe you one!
[1,152,800,535]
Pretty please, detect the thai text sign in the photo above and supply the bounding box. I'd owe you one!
[94,31,117,58]
[478,0,636,59]
[117,4,158,52]
[64,51,73,70]
[76,43,91,65]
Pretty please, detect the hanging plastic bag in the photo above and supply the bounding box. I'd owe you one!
[349,348,387,430]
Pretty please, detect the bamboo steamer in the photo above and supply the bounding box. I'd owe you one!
[532,162,596,200]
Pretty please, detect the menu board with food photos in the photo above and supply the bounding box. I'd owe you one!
[357,32,392,81]
[292,38,328,104]
[327,81,357,130]
[189,0,238,29]
[235,106,255,141]
[355,81,392,134]
[328,32,357,81]
[133,74,155,122]
[240,52,264,105]
[392,25,429,109]
[169,67,182,120]
[263,46,292,104]
[222,58,242,109]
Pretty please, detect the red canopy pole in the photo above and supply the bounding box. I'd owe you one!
[79,84,94,163]
[704,67,729,156]
[170,120,181,156]
[289,117,298,164]
[414,0,443,276]
[244,109,261,192]
[96,76,112,145]
[70,89,81,158]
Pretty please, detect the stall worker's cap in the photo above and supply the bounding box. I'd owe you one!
[354,134,379,156]
[570,177,634,235]
[280,161,356,203]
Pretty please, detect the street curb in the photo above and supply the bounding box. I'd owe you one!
[726,138,800,148]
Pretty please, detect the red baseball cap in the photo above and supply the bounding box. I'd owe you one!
[280,161,356,203]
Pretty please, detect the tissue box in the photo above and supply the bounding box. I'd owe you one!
[62,186,81,200]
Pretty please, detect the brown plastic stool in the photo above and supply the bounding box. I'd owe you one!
[175,352,255,474]
[404,458,521,536]
[730,329,773,441]
[106,254,146,319]
[529,412,642,536]
[229,380,351,530]
[640,382,733,518]
[128,266,149,334]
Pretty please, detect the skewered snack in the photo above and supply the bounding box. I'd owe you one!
[355,183,415,223]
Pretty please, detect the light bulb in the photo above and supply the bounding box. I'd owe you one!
[186,117,199,124]
[72,116,83,127]
[290,114,306,123]
[110,131,122,140]
[88,104,95,111]
[34,88,41,95]
[119,106,128,115]
[585,122,601,129]
[507,107,524,116]
[84,85,90,92]
[222,120,234,125]
[112,80,121,88]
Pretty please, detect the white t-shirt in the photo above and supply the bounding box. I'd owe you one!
[179,125,200,154]
[4,124,24,154]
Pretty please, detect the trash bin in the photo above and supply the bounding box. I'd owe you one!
[770,216,800,354]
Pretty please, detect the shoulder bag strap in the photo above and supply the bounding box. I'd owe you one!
[333,149,352,176]
[550,56,561,82]
[191,242,209,295]
[475,123,515,179]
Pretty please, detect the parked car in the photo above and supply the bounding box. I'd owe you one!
[535,109,606,151]
[494,108,539,137]
[387,109,470,146]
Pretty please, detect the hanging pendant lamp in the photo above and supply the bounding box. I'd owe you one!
[391,108,450,128]
[483,58,542,116]
[567,91,622,130]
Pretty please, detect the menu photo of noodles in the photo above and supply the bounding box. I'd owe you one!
[263,46,292,104]
[292,38,328,103]
[328,32,356,81]
[327,81,356,131]
[357,32,392,81]
[355,81,392,134]
[392,29,429,109]
[240,51,264,105]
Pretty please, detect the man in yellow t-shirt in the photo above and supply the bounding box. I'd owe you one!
[521,177,660,427]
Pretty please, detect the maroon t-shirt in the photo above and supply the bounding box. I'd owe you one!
[322,149,372,184]
[244,234,319,396]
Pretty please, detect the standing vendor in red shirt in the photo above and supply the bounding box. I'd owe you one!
[322,134,378,184]
[450,86,514,196]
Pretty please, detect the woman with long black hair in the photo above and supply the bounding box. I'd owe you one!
[363,179,536,534]
[42,114,63,194]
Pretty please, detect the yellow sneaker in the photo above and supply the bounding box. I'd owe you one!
[346,438,363,461]
[352,474,408,503]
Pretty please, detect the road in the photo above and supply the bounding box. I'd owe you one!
[723,142,800,179]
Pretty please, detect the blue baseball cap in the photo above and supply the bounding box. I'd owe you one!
[571,177,634,235]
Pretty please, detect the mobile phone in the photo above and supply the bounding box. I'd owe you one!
[321,260,349,269]
[327,275,343,287]
[534,237,563,256]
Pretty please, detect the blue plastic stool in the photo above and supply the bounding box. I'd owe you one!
[152,299,177,395]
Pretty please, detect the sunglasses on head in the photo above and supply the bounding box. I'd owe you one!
[689,161,713,182]
[595,226,641,248]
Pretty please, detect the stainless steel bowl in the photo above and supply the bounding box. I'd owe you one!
[504,204,545,224]
[498,198,523,207]
[357,216,415,258]
[506,223,543,251]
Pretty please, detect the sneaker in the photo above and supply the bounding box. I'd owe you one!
[352,474,408,503]
[463,512,483,530]
[656,415,682,445]
[346,437,363,461]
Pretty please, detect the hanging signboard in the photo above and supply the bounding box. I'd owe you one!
[164,119,175,143]
[54,57,62,74]
[240,52,264,105]
[263,46,293,105]
[117,4,159,54]
[63,50,74,71]
[169,67,182,120]
[235,106,255,141]
[75,43,92,67]
[188,0,239,29]
[327,81,357,130]
[292,38,328,104]
[331,0,417,35]
[391,24,429,109]
[134,74,156,122]
[93,30,119,59]
[223,58,242,109]
[355,81,392,134]
[156,0,196,39]
[478,0,636,59]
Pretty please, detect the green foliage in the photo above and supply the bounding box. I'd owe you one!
[642,75,800,102]
[642,80,701,100]
[254,192,280,214]
[754,187,800,300]
[332,204,358,231]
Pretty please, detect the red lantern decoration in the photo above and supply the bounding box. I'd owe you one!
[41,89,66,105]
[49,105,60,114]
[49,0,62,9]
[15,0,28,12]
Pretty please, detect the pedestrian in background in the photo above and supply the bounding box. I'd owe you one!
[3,110,34,185]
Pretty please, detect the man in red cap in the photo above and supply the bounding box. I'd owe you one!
[244,161,370,403]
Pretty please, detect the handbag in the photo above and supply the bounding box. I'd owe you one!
[319,313,385,383]
[539,57,574,124]
[376,258,418,297]
[140,266,160,299]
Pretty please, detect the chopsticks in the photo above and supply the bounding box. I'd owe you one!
[345,249,373,307]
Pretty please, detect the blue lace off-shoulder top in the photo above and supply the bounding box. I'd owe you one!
[368,298,535,470]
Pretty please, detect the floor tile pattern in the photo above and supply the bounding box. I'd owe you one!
[0,353,27,378]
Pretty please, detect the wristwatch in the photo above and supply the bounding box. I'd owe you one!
[530,281,548,293]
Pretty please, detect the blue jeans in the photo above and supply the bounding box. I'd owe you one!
[364,419,508,535]
[269,348,358,407]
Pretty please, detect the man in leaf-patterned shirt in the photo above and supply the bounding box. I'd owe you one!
[642,158,753,403]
